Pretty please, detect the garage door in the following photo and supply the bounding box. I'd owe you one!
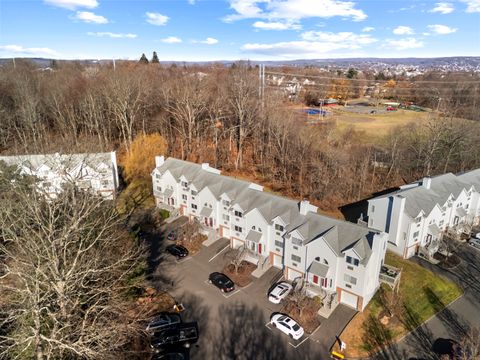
[287,268,303,282]
[273,254,283,269]
[341,290,358,310]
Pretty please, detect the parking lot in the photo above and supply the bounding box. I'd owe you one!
[149,217,359,359]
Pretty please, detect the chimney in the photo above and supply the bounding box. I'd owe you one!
[299,200,318,216]
[201,163,221,175]
[155,156,165,168]
[422,176,432,190]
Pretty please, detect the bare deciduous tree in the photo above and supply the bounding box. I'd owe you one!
[0,181,146,359]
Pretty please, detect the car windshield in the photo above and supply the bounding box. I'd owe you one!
[278,288,287,296]
[277,316,287,322]
[292,324,300,331]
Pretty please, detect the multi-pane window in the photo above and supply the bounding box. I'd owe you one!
[275,240,284,248]
[191,190,197,196]
[234,225,242,233]
[181,181,188,188]
[182,194,187,200]
[275,224,284,232]
[346,256,359,266]
[292,237,302,246]
[344,274,357,285]
[371,205,375,213]
[222,200,230,207]
[291,254,301,263]
[415,216,422,223]
[413,231,419,238]
[222,214,230,221]
[157,186,162,192]
[234,210,243,218]
[191,204,198,209]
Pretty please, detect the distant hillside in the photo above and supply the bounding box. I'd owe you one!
[1,56,480,72]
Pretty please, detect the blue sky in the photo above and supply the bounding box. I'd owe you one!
[0,0,479,60]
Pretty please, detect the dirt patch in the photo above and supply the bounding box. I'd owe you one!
[177,233,207,255]
[435,253,461,269]
[223,261,256,287]
[282,297,322,334]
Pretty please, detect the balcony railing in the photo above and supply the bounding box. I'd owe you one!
[379,264,401,289]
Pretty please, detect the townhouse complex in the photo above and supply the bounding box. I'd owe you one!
[367,169,480,259]
[152,156,388,311]
[0,152,119,200]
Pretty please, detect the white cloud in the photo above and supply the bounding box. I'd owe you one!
[146,12,169,26]
[198,37,219,45]
[301,31,377,45]
[44,0,97,10]
[430,2,455,14]
[253,21,301,30]
[242,30,377,58]
[161,36,182,43]
[427,24,457,34]
[362,26,374,32]
[393,26,414,35]
[225,0,367,23]
[188,0,195,4]
[383,37,424,50]
[88,32,137,38]
[74,11,108,23]
[0,44,59,57]
[460,0,480,13]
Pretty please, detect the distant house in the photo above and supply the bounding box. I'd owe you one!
[367,170,480,259]
[152,156,389,311]
[0,152,119,199]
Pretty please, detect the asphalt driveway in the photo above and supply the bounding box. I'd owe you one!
[370,241,480,360]
[157,236,357,359]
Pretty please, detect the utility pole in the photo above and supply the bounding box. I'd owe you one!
[113,58,116,71]
[12,57,16,69]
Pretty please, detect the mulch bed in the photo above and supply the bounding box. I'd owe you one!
[223,261,256,287]
[282,298,322,333]
[177,233,207,255]
[434,253,461,269]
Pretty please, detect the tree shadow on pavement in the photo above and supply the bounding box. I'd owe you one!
[423,287,467,339]
[401,303,438,360]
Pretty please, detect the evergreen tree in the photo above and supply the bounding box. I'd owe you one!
[139,53,149,64]
[346,67,358,79]
[151,51,159,63]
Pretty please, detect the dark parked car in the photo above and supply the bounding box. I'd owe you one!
[152,346,190,360]
[151,322,199,349]
[166,244,189,259]
[208,272,235,293]
[146,312,182,332]
[167,232,176,241]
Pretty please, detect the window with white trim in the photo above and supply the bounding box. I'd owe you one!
[191,204,197,210]
[234,225,242,233]
[234,210,243,218]
[182,194,187,200]
[344,274,357,285]
[292,237,302,246]
[291,254,301,263]
[275,224,284,232]
[222,214,230,221]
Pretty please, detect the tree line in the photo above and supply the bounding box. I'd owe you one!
[0,61,479,210]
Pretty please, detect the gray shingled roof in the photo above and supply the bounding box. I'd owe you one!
[0,153,113,175]
[374,171,479,218]
[156,157,377,261]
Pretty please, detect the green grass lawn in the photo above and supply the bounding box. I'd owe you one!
[385,251,462,322]
[335,251,463,358]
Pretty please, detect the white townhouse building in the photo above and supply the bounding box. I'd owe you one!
[152,156,388,311]
[367,170,480,259]
[0,152,119,200]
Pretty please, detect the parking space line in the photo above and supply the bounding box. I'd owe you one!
[176,257,193,264]
[222,289,241,298]
[208,245,229,262]
[288,336,309,348]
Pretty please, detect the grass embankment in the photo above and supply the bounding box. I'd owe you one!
[334,251,463,358]
[116,178,155,215]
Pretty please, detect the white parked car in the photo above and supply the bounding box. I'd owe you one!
[270,313,304,340]
[268,282,293,304]
[474,233,480,240]
[470,238,480,250]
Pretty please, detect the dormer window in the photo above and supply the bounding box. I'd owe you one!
[234,210,243,218]
[191,190,197,196]
[275,224,284,232]
[346,256,359,266]
[415,216,422,223]
[222,200,230,207]
[181,181,188,188]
